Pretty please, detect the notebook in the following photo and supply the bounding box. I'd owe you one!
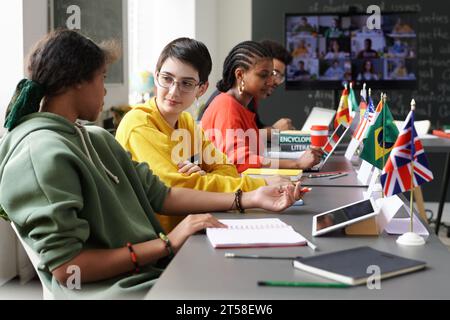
[206,218,307,248]
[293,246,426,286]
[242,168,303,181]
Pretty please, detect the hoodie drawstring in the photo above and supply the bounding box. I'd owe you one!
[74,124,120,184]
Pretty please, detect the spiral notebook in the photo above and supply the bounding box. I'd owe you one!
[206,218,307,248]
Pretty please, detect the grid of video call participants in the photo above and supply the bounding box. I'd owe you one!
[285,14,417,83]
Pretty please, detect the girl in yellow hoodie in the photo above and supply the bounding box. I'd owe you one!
[116,38,289,231]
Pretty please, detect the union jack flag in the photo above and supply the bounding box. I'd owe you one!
[323,123,348,154]
[353,95,376,142]
[380,110,433,197]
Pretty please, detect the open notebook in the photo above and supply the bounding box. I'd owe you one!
[206,218,307,248]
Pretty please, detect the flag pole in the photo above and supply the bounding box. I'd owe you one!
[396,98,425,246]
[382,93,387,170]
[381,93,386,199]
[410,99,416,233]
[361,83,367,122]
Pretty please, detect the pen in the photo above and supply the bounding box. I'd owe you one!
[225,253,298,260]
[257,281,350,288]
[307,172,343,179]
[329,173,349,180]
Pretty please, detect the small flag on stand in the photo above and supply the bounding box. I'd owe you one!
[334,84,351,129]
[360,94,399,170]
[380,100,433,197]
[348,83,358,120]
[352,92,376,142]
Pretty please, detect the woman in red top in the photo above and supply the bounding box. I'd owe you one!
[201,41,323,173]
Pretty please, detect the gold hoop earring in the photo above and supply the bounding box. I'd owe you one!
[238,80,245,95]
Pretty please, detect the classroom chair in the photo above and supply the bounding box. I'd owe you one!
[10,223,54,300]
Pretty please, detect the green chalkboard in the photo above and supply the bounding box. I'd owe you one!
[49,0,124,84]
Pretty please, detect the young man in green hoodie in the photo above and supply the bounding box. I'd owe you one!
[0,30,303,299]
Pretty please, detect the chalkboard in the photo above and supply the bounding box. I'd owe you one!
[252,0,450,130]
[50,0,124,84]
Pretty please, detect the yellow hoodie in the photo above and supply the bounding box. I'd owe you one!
[116,98,266,231]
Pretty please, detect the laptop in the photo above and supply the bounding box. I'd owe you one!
[301,107,336,132]
[305,123,351,172]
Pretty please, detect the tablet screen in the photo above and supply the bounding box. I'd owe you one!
[315,199,375,232]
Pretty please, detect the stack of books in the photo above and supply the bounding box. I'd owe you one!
[278,130,311,152]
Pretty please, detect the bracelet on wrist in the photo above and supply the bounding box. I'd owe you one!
[235,189,245,213]
[126,242,140,274]
[159,232,174,259]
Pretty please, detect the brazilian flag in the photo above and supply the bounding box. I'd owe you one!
[360,101,399,170]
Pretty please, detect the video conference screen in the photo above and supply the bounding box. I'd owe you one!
[285,12,418,90]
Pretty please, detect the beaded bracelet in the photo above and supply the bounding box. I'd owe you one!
[235,189,245,213]
[126,242,140,274]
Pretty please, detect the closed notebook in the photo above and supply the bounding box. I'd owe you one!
[242,168,302,177]
[293,246,426,285]
[206,218,307,248]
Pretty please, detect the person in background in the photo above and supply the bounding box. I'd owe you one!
[199,40,296,137]
[116,38,291,232]
[390,60,408,79]
[392,17,414,34]
[292,39,311,58]
[357,38,379,59]
[324,18,344,38]
[293,17,315,33]
[0,30,304,299]
[324,60,345,79]
[323,39,348,60]
[201,40,323,173]
[357,59,379,81]
[293,60,311,79]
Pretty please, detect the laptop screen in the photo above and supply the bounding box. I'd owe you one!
[317,123,350,169]
[301,107,336,132]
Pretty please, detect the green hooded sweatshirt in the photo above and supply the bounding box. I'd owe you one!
[0,112,170,299]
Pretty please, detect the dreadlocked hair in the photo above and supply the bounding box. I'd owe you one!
[216,41,271,92]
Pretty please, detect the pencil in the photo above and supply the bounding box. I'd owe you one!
[257,281,350,288]
[329,173,349,180]
[224,253,298,260]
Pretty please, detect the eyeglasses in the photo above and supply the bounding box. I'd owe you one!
[272,70,285,84]
[156,72,201,93]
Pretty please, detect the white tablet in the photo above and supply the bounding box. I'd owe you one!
[312,198,379,237]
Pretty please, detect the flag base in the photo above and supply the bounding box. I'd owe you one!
[396,232,426,246]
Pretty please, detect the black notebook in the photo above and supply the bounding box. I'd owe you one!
[293,246,426,286]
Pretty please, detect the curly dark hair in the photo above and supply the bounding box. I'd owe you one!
[216,40,271,92]
[26,29,119,97]
[260,39,293,65]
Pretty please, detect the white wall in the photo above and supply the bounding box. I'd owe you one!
[0,1,23,285]
[129,0,195,78]
[195,0,252,111]
[0,2,26,137]
[195,0,219,107]
[216,0,252,78]
[129,0,251,116]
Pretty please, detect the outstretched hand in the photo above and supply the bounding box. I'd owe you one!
[249,182,305,212]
